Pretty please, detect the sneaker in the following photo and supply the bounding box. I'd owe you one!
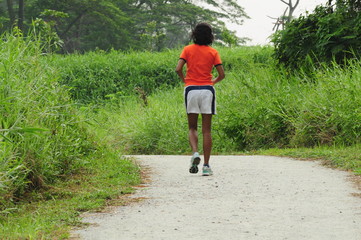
[202,165,213,176]
[189,152,201,174]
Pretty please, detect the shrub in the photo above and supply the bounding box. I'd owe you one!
[0,33,93,210]
[51,50,180,103]
[51,46,274,103]
[101,47,361,153]
[272,1,361,69]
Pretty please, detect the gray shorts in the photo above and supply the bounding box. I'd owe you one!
[184,85,216,115]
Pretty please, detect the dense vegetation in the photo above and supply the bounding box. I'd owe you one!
[62,47,359,154]
[2,36,361,237]
[273,0,361,68]
[0,33,140,238]
[0,33,90,205]
[1,0,361,238]
[51,50,180,103]
[1,0,248,52]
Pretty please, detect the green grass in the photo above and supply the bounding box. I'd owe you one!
[0,33,141,238]
[0,149,140,239]
[89,47,361,153]
[258,145,361,174]
[50,49,181,103]
[74,46,361,175]
[0,32,95,209]
[50,45,273,103]
[2,34,361,238]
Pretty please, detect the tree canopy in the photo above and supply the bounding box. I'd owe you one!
[0,0,249,52]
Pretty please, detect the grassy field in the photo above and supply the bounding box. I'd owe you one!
[83,47,360,174]
[1,34,361,239]
[0,34,140,239]
[81,47,361,152]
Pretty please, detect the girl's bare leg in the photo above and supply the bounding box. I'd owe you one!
[201,114,212,165]
[187,113,199,153]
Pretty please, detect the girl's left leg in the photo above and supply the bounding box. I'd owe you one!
[187,113,199,153]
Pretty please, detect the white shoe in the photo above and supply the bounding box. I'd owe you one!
[189,152,201,174]
[202,165,213,176]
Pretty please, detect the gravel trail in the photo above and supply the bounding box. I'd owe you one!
[73,155,361,240]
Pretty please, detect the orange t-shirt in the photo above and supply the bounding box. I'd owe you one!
[179,44,222,86]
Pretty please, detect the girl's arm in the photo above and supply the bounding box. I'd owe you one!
[212,65,225,84]
[175,59,186,83]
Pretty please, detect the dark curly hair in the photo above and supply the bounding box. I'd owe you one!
[191,23,214,46]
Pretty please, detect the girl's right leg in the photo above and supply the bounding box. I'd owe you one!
[187,113,198,153]
[188,113,201,173]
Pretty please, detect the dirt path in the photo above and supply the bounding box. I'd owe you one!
[72,155,361,240]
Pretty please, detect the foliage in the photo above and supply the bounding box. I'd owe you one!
[0,149,140,239]
[51,49,181,103]
[272,0,361,68]
[0,33,95,211]
[52,44,267,104]
[132,0,249,50]
[220,59,361,150]
[259,144,361,173]
[1,0,248,52]
[31,9,67,52]
[220,28,243,47]
[76,46,361,155]
[0,32,141,238]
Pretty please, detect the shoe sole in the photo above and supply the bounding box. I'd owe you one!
[189,157,200,174]
[202,167,213,176]
[202,172,213,176]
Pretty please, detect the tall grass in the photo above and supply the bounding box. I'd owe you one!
[217,62,361,150]
[2,40,359,236]
[220,59,360,150]
[1,32,141,238]
[50,50,180,103]
[72,46,361,156]
[50,45,274,103]
[0,33,94,211]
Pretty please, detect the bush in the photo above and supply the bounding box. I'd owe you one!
[100,47,361,154]
[272,2,361,69]
[0,33,94,210]
[51,50,180,103]
[51,45,274,103]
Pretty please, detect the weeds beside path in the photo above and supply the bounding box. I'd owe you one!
[258,145,361,176]
[0,151,140,239]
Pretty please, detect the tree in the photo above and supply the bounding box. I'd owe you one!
[18,0,24,31]
[6,0,15,27]
[5,0,26,30]
[1,0,249,52]
[282,0,300,23]
[220,28,248,47]
[270,0,300,31]
[27,0,136,52]
[133,0,249,49]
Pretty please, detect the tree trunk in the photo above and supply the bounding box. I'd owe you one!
[18,0,25,31]
[280,0,300,23]
[288,0,300,21]
[6,0,15,27]
[60,10,87,38]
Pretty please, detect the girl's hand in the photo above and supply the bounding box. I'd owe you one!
[212,65,225,84]
[175,59,186,82]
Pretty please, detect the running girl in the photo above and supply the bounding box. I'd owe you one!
[175,23,225,176]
